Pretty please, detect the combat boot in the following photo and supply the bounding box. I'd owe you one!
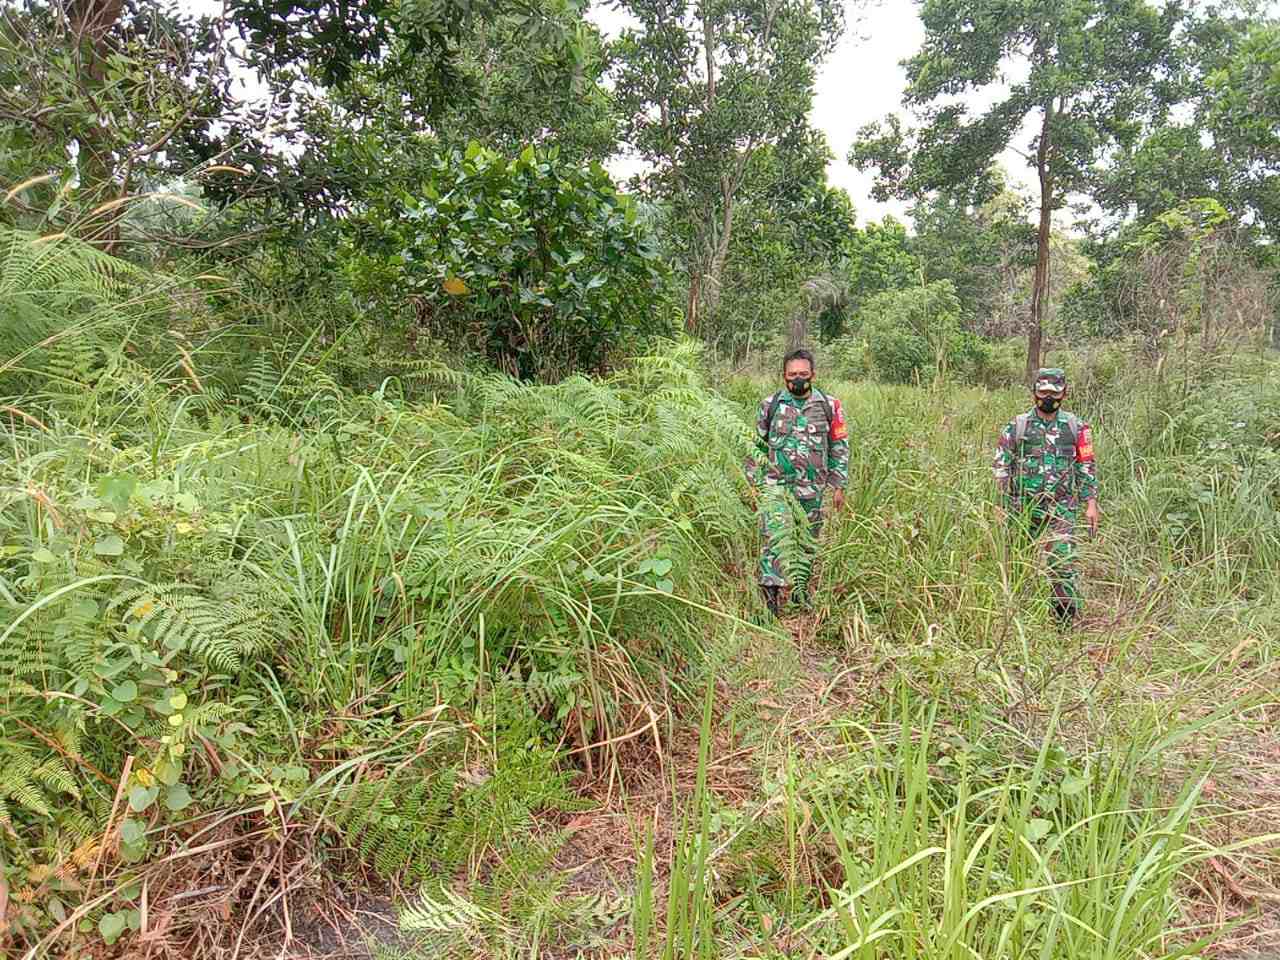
[762,585,782,617]
[1051,599,1078,629]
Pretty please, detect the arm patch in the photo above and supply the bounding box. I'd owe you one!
[828,398,848,442]
[1076,425,1094,462]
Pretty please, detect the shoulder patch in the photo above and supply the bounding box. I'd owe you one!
[1076,424,1094,462]
[828,398,848,441]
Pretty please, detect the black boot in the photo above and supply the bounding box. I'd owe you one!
[762,585,782,616]
[1051,599,1078,628]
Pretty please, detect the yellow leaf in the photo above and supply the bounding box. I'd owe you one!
[131,599,155,619]
[134,768,155,787]
[442,276,469,296]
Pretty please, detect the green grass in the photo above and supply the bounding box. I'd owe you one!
[1,229,1278,957]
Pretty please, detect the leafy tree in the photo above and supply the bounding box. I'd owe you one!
[610,0,845,332]
[224,0,571,91]
[909,180,1037,334]
[839,217,920,337]
[850,0,1187,384]
[708,147,860,353]
[1203,20,1280,235]
[1094,14,1279,237]
[343,144,672,382]
[1093,126,1237,227]
[0,1,235,245]
[852,280,989,384]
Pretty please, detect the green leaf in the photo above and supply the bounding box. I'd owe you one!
[1061,774,1089,796]
[120,817,146,845]
[127,785,158,813]
[656,578,674,594]
[165,784,192,812]
[94,535,125,557]
[169,692,188,711]
[1025,818,1053,842]
[651,558,673,576]
[154,758,182,787]
[111,680,137,703]
[97,473,137,513]
[32,547,56,563]
[99,911,127,944]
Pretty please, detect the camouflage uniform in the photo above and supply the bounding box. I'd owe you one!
[745,388,850,594]
[992,381,1098,619]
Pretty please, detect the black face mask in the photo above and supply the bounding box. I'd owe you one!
[786,376,811,396]
[1036,396,1062,414]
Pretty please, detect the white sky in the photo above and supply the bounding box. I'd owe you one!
[193,0,1278,229]
[809,2,933,223]
[587,0,1041,226]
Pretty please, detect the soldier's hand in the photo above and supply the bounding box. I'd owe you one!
[993,503,1007,526]
[831,489,846,512]
[1085,499,1100,539]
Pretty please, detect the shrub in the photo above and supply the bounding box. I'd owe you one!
[343,143,675,383]
[858,280,985,384]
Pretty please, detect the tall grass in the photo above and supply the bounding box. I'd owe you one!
[2,230,1278,955]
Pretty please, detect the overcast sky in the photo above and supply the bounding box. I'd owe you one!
[587,0,1039,226]
[195,0,1278,228]
[809,4,931,223]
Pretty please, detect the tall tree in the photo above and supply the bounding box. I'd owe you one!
[610,0,844,332]
[1202,19,1280,235]
[1094,12,1279,237]
[909,176,1037,335]
[850,0,1186,383]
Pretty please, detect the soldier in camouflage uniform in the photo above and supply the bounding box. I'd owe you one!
[992,368,1100,626]
[745,350,850,615]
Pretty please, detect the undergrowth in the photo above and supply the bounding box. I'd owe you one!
[1,228,1278,957]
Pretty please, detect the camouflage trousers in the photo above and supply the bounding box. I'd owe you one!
[758,486,824,590]
[1010,500,1081,614]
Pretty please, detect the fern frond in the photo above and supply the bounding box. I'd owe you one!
[399,885,504,935]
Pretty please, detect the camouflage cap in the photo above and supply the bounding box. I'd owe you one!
[1033,368,1067,395]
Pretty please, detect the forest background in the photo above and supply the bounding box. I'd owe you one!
[2,0,1280,957]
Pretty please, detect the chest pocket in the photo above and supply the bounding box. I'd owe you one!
[768,399,831,450]
[1054,434,1075,462]
[804,410,830,446]
[768,405,801,447]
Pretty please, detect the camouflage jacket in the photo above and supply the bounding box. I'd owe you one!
[745,388,850,499]
[992,408,1098,508]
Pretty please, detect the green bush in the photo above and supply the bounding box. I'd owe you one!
[343,143,675,383]
[858,280,986,384]
[826,333,873,381]
[966,337,1025,389]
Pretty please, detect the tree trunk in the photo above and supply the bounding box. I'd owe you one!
[701,177,734,317]
[1026,100,1055,386]
[68,0,127,253]
[686,273,701,333]
[681,7,726,331]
